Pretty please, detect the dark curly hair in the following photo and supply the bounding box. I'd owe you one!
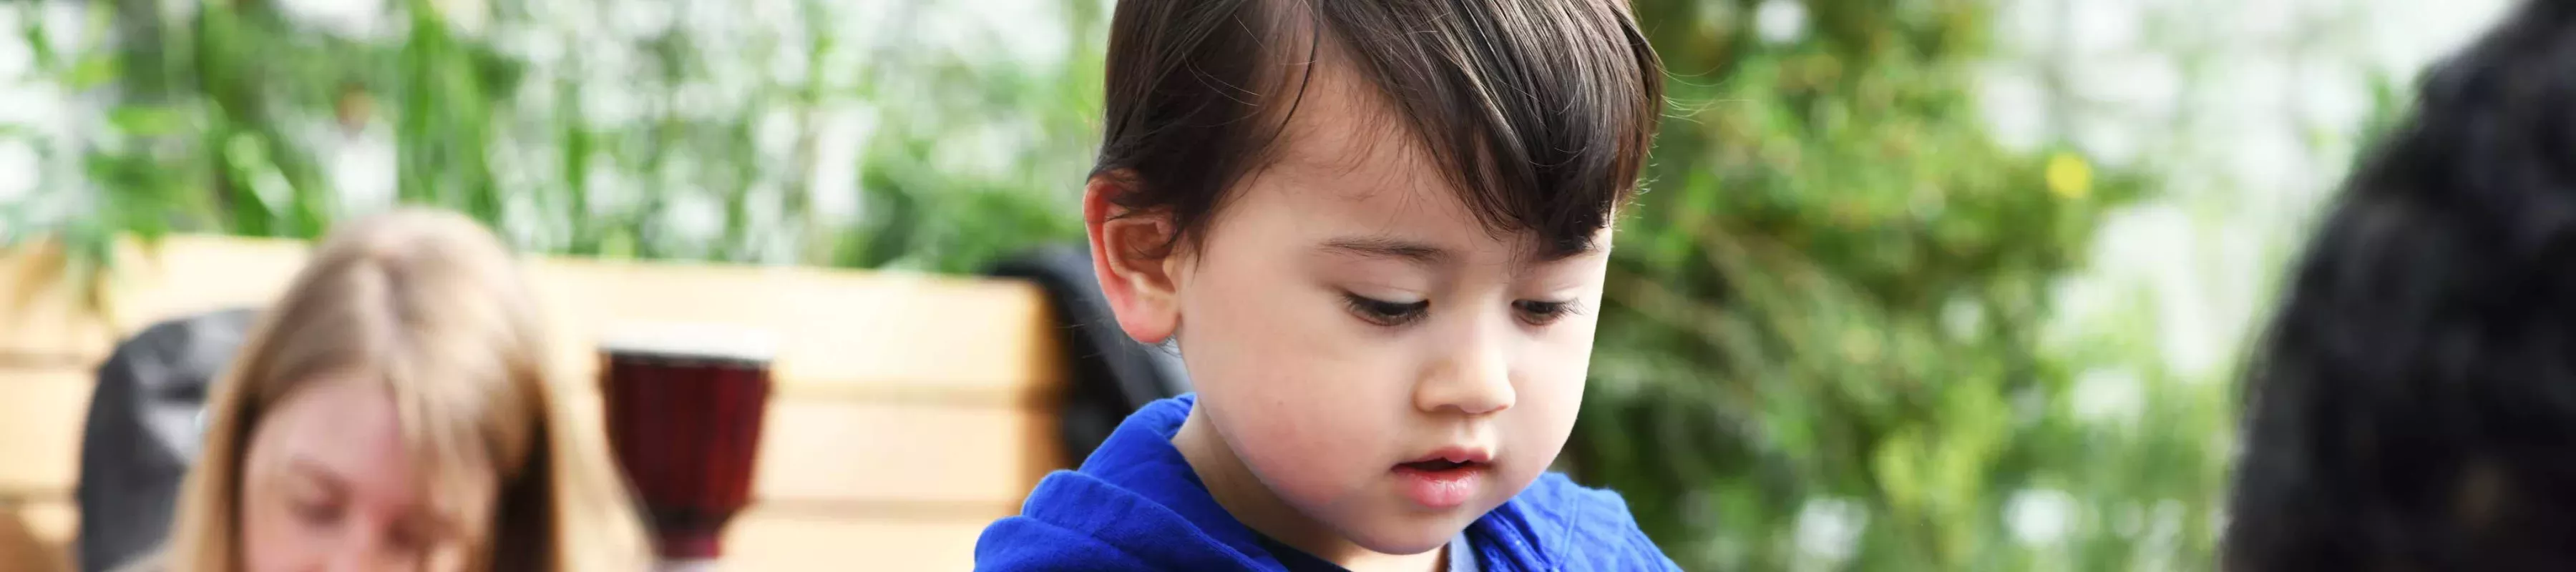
[2225,1,2576,569]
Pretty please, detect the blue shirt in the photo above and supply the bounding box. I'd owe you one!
[974,395,1682,571]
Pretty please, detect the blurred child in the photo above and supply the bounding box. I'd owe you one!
[2225,1,2576,568]
[974,0,1674,570]
[148,209,650,571]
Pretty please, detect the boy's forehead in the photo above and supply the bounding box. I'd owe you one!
[1267,41,1410,173]
[1257,69,1459,220]
[1252,94,1609,262]
[1250,144,1596,265]
[1260,152,1470,240]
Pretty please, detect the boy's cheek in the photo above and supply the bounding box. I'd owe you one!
[1511,336,1594,453]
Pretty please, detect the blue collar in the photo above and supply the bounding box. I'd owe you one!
[1073,395,1558,570]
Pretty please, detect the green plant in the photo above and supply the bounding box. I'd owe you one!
[1565,0,2223,569]
[1,0,1101,274]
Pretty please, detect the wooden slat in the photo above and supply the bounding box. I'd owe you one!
[0,370,92,495]
[721,508,998,571]
[530,259,1063,405]
[557,394,1060,507]
[0,238,308,363]
[0,495,1001,572]
[0,367,1060,506]
[0,236,1065,405]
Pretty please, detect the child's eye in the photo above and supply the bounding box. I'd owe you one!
[1343,293,1430,327]
[1514,300,1581,326]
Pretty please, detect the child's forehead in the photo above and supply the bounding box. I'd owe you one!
[1261,50,1445,197]
[1265,41,1407,162]
[1250,152,1473,238]
[1236,146,1591,267]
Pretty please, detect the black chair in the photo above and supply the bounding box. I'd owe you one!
[75,308,257,572]
[988,245,1191,465]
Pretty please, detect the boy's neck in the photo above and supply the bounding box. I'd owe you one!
[1171,405,1448,572]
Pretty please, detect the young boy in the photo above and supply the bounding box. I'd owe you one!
[974,0,1675,571]
[2225,1,2576,568]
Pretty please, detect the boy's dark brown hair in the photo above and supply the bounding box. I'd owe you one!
[1096,0,1664,258]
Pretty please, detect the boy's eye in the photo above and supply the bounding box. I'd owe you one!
[1514,300,1580,326]
[1343,293,1430,327]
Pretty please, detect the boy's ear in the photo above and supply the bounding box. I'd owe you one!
[1085,171,1183,345]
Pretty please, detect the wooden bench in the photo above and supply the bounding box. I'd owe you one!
[0,235,1068,571]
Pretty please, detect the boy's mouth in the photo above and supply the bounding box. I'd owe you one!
[1399,448,1494,466]
[1399,458,1478,472]
[1392,448,1493,509]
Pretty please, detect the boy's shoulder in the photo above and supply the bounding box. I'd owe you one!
[1476,473,1682,571]
[976,468,1262,571]
[977,395,1279,571]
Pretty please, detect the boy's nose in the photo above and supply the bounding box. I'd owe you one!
[1415,320,1516,416]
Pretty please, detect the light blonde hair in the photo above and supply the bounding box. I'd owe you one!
[160,209,649,571]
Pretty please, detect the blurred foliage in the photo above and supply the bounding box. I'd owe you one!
[1,0,1096,277]
[1569,0,2226,569]
[0,0,2241,569]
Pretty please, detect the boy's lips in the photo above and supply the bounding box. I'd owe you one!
[1392,447,1493,509]
[1400,447,1494,465]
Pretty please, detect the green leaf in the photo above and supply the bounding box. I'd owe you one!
[65,53,117,89]
[20,9,55,72]
[107,106,187,136]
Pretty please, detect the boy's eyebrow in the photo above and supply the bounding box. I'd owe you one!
[1319,236,1449,265]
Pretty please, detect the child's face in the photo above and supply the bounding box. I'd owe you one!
[1101,54,1611,555]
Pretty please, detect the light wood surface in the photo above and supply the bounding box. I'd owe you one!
[0,497,1007,571]
[0,236,1064,405]
[0,369,94,495]
[0,235,1070,571]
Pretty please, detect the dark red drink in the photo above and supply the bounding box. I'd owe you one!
[598,327,778,566]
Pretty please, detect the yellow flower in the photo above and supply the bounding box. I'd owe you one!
[2046,153,2092,200]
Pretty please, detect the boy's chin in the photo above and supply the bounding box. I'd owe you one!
[1337,508,1484,556]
